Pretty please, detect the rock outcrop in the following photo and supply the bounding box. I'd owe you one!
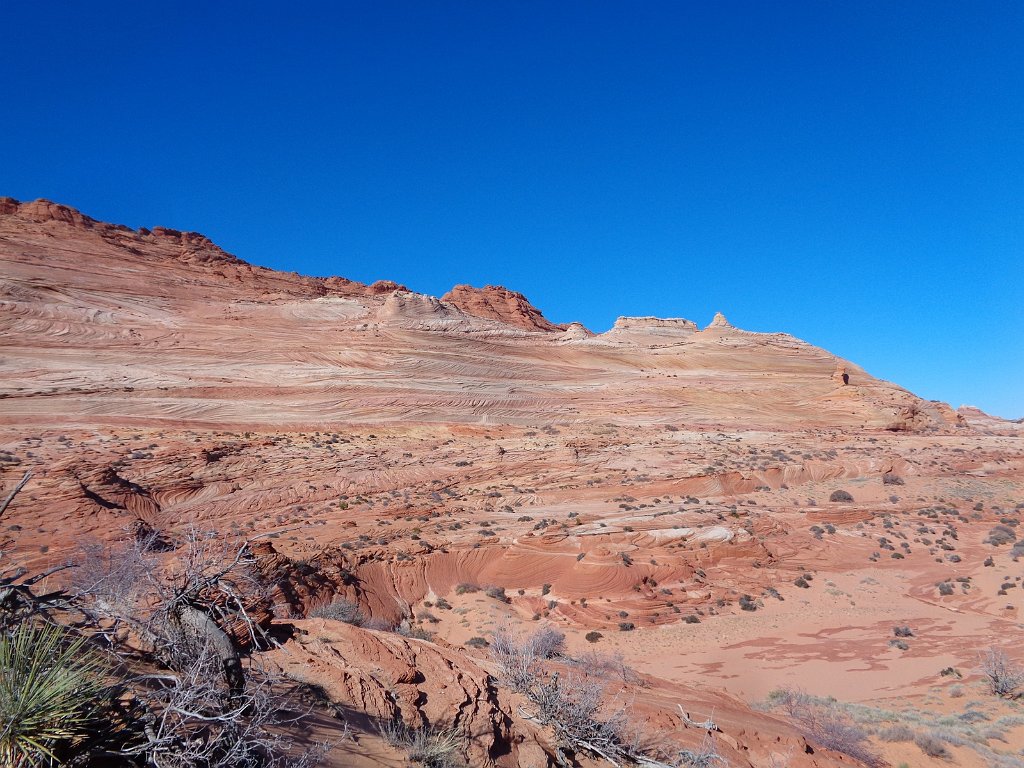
[557,321,595,341]
[441,284,563,332]
[705,311,732,329]
[376,290,464,327]
[600,316,699,344]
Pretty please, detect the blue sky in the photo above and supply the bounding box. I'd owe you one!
[2,2,1021,417]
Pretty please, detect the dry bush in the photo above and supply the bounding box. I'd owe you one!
[309,598,365,626]
[986,525,1017,546]
[766,689,882,767]
[378,720,464,768]
[490,625,542,690]
[565,649,644,686]
[914,731,951,758]
[491,626,700,766]
[124,641,318,768]
[878,724,915,742]
[980,647,1024,698]
[65,528,327,767]
[483,585,507,601]
[528,671,649,763]
[530,625,566,658]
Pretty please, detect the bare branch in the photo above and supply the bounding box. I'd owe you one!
[0,470,31,519]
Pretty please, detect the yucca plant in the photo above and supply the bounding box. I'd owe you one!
[0,622,108,767]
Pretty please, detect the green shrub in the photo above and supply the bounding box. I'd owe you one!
[0,623,108,767]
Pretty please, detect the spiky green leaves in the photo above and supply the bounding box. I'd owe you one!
[0,622,107,767]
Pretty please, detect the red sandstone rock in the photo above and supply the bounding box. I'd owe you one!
[441,284,563,332]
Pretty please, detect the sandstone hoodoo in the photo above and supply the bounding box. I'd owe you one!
[706,311,732,329]
[1,197,1022,768]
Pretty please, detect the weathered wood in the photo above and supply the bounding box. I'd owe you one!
[0,471,31,519]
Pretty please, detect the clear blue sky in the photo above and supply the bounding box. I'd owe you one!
[2,2,1021,417]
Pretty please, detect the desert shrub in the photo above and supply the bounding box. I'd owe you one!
[937,582,954,596]
[914,732,950,758]
[794,577,810,588]
[490,629,691,765]
[489,626,549,690]
[738,594,758,612]
[585,631,603,643]
[878,724,915,742]
[893,625,913,637]
[396,624,435,641]
[0,622,109,767]
[378,720,463,768]
[986,525,1016,546]
[39,514,329,767]
[528,672,655,764]
[483,585,508,602]
[829,490,854,503]
[464,636,489,649]
[618,622,635,631]
[530,626,566,659]
[889,639,909,650]
[453,583,479,595]
[980,647,1024,697]
[766,689,882,767]
[882,473,905,486]
[309,598,365,626]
